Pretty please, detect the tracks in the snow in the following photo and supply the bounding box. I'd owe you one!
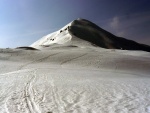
[19,52,60,70]
[24,70,41,113]
[2,68,89,113]
[61,53,87,65]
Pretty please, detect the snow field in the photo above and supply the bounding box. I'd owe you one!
[0,47,150,113]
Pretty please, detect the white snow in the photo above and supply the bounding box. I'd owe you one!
[0,46,150,113]
[30,20,93,49]
[31,22,72,49]
[0,20,150,113]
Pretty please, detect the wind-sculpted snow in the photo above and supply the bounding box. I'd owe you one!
[0,47,150,112]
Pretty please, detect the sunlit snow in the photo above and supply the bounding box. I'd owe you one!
[0,19,150,113]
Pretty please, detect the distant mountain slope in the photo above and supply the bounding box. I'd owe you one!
[69,18,150,52]
[31,18,150,52]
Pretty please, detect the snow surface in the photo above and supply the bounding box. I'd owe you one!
[1,20,150,113]
[1,46,150,113]
[31,22,73,49]
[30,20,95,49]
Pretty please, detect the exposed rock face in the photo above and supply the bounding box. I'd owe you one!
[69,18,150,52]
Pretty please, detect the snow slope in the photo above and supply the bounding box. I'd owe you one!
[0,19,150,113]
[0,46,150,113]
[31,20,93,49]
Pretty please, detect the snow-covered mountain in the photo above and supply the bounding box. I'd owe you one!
[1,18,150,113]
[31,18,150,52]
[31,19,93,49]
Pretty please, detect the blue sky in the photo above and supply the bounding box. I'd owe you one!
[0,0,150,48]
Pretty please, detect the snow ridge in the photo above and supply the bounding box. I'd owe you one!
[31,22,73,49]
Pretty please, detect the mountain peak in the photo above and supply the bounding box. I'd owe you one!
[31,18,150,52]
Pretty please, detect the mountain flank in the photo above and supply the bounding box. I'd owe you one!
[69,18,150,52]
[31,18,150,52]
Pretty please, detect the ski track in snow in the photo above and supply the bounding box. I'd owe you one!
[2,70,41,113]
[1,47,150,113]
[49,77,65,113]
[24,70,41,113]
[60,53,87,65]
[19,52,61,70]
[1,68,150,113]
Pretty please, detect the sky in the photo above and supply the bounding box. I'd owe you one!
[0,0,150,48]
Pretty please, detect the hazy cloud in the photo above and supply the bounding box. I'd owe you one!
[110,16,120,29]
[107,16,125,37]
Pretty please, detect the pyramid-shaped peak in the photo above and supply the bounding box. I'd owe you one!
[31,18,150,52]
